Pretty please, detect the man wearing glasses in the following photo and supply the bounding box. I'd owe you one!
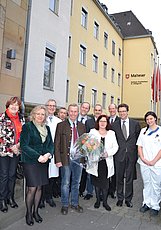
[112,103,141,208]
[40,99,61,208]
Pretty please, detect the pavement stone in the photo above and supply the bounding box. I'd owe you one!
[1,164,161,230]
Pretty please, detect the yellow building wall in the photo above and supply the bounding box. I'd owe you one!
[68,0,122,113]
[122,37,155,118]
[0,0,28,112]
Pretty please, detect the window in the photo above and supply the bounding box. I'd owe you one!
[78,85,85,104]
[43,48,55,90]
[81,7,88,28]
[111,96,114,104]
[49,0,59,15]
[119,48,121,61]
[111,68,115,83]
[94,21,99,39]
[80,45,86,66]
[118,73,121,86]
[103,62,107,78]
[68,36,71,58]
[92,89,97,107]
[66,80,69,103]
[104,32,108,48]
[112,40,115,55]
[102,93,106,109]
[93,55,98,73]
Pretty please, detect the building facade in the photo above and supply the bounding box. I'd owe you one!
[23,0,71,108]
[0,0,28,112]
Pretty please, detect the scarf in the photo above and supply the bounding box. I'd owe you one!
[33,121,48,143]
[6,108,22,144]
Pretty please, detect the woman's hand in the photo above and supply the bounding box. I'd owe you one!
[10,144,19,155]
[56,162,62,167]
[38,153,52,163]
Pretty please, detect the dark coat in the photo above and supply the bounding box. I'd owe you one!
[54,119,86,166]
[20,121,54,164]
[112,118,141,162]
[85,116,96,133]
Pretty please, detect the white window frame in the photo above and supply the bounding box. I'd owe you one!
[81,7,88,28]
[103,62,107,78]
[43,48,55,90]
[104,32,108,48]
[80,45,86,66]
[93,54,98,73]
[102,93,106,109]
[49,0,59,15]
[92,89,97,107]
[94,21,99,39]
[78,84,85,104]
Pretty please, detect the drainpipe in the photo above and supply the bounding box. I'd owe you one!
[20,0,32,116]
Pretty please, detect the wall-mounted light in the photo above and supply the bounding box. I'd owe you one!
[7,49,16,59]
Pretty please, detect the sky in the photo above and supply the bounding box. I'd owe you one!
[100,0,160,61]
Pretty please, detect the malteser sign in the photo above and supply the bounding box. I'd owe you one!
[125,73,148,85]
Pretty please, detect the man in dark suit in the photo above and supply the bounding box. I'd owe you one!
[54,104,86,215]
[112,103,141,208]
[108,103,120,199]
[80,104,102,200]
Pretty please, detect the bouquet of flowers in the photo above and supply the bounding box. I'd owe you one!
[70,133,104,170]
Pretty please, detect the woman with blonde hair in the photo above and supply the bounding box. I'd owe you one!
[20,105,54,226]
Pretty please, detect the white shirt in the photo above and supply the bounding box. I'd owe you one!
[78,114,88,124]
[47,115,61,141]
[137,126,161,167]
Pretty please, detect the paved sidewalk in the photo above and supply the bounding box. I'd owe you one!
[1,165,161,230]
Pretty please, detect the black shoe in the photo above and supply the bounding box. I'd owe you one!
[46,198,56,207]
[79,192,84,197]
[139,204,150,213]
[61,206,68,215]
[103,203,111,211]
[116,200,123,207]
[71,205,83,213]
[0,200,8,213]
[94,200,100,209]
[109,192,116,199]
[7,198,18,208]
[84,194,93,200]
[39,200,45,209]
[33,212,43,223]
[150,209,159,216]
[25,213,34,226]
[125,201,133,208]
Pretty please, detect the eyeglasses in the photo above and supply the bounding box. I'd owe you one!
[99,120,107,123]
[47,105,56,107]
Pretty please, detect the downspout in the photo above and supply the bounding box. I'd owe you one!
[20,0,32,115]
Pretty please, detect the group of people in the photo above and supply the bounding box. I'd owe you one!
[0,97,161,227]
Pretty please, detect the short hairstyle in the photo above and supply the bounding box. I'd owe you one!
[45,99,56,106]
[30,105,48,123]
[95,114,110,130]
[68,103,79,111]
[118,103,129,112]
[59,107,67,111]
[6,96,22,109]
[80,102,90,110]
[108,103,117,109]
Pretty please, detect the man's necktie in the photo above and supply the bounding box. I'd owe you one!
[73,123,78,144]
[122,120,127,140]
[81,117,84,123]
[111,118,113,124]
[49,116,53,122]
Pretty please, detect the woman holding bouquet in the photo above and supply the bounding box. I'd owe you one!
[88,115,118,211]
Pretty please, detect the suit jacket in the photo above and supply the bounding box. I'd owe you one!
[20,121,54,164]
[85,116,96,133]
[54,119,86,166]
[112,118,141,162]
